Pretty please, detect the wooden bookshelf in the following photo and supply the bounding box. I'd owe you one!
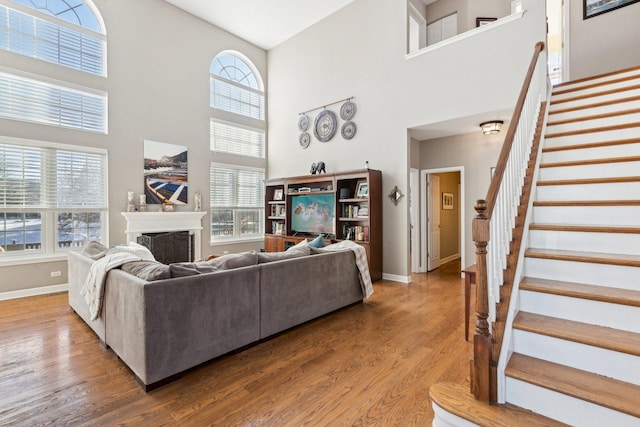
[264,169,382,281]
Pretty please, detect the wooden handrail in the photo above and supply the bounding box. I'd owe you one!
[484,41,545,219]
[471,41,546,402]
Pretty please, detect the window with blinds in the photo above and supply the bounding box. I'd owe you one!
[0,71,107,133]
[210,53,264,120]
[210,120,264,158]
[0,4,106,76]
[0,138,107,255]
[210,164,264,240]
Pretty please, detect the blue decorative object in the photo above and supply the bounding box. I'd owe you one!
[309,235,326,248]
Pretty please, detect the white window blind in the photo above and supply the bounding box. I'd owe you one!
[0,141,107,209]
[210,164,263,209]
[211,78,264,120]
[210,120,264,158]
[0,5,106,76]
[0,71,107,133]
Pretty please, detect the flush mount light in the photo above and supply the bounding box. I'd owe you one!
[479,120,504,135]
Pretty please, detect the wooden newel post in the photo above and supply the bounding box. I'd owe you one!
[471,199,492,402]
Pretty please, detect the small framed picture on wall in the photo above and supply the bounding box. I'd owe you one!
[442,192,454,210]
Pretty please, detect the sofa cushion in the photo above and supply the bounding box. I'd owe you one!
[121,261,171,281]
[81,241,109,259]
[170,251,258,277]
[257,242,310,263]
[308,235,326,248]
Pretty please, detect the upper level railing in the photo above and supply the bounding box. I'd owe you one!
[471,41,547,401]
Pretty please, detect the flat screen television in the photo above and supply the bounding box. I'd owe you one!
[290,193,335,235]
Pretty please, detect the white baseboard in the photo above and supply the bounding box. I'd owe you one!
[382,273,412,283]
[440,254,460,265]
[0,283,68,301]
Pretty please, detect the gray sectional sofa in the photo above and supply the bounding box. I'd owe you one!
[68,247,363,390]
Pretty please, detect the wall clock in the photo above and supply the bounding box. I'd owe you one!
[341,121,357,140]
[299,132,311,148]
[313,110,338,142]
[298,114,309,131]
[340,101,357,120]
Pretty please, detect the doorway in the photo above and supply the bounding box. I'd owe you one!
[420,167,465,273]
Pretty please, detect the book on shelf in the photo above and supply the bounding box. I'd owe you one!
[271,222,284,235]
[342,224,369,242]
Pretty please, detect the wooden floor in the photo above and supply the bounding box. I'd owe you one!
[0,260,471,426]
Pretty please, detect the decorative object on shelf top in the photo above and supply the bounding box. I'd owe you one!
[388,186,404,205]
[340,100,357,120]
[479,120,503,135]
[313,110,338,142]
[341,121,357,140]
[297,114,309,131]
[299,132,311,149]
[310,161,326,175]
[194,192,202,211]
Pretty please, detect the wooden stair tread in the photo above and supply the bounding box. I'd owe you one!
[429,382,568,427]
[549,84,640,106]
[537,176,640,186]
[514,312,640,356]
[548,95,640,116]
[553,65,640,89]
[506,354,640,419]
[520,276,640,308]
[545,122,640,139]
[541,137,640,153]
[547,108,640,126]
[540,155,640,168]
[529,223,640,234]
[552,75,640,96]
[533,200,640,207]
[525,248,640,268]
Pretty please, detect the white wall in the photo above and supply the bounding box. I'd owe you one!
[0,0,267,293]
[569,0,640,79]
[267,0,545,278]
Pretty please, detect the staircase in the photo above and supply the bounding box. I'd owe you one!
[504,66,640,426]
[431,66,640,426]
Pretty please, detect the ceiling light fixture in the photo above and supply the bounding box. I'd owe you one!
[479,120,504,135]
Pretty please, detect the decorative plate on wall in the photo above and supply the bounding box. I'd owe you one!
[340,101,357,121]
[341,121,357,140]
[313,110,338,142]
[298,114,309,131]
[299,132,311,148]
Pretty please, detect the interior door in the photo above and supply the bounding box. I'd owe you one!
[427,174,441,271]
[410,168,420,273]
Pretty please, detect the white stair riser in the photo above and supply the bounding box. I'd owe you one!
[524,258,640,291]
[532,206,640,227]
[545,126,640,147]
[552,78,640,102]
[528,230,640,256]
[513,330,640,385]
[548,99,640,123]
[539,161,640,180]
[549,87,640,112]
[519,291,640,333]
[554,69,640,93]
[542,143,640,163]
[546,112,640,134]
[536,182,640,201]
[506,377,640,427]
[431,404,479,427]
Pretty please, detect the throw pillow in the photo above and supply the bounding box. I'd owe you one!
[257,243,310,263]
[81,241,108,260]
[308,235,326,248]
[116,242,156,261]
[121,261,171,281]
[170,251,259,277]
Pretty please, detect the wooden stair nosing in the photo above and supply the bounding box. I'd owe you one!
[540,155,640,168]
[533,200,640,207]
[553,65,640,89]
[545,122,640,139]
[549,83,640,106]
[537,176,640,186]
[541,137,640,153]
[506,354,640,419]
[547,107,640,126]
[524,248,640,268]
[520,276,640,308]
[429,382,569,427]
[513,312,640,357]
[529,223,640,234]
[552,74,640,96]
[548,95,640,116]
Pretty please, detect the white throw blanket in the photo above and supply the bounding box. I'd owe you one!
[81,249,142,320]
[315,240,374,298]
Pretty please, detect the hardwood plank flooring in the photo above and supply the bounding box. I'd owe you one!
[0,260,470,426]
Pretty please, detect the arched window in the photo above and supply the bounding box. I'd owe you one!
[209,52,266,243]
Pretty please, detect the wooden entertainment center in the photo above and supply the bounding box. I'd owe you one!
[264,169,382,281]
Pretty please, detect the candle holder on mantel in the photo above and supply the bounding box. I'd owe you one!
[127,191,136,212]
[139,194,147,212]
[194,192,202,212]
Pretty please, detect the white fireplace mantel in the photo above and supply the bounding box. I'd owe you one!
[121,211,207,261]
